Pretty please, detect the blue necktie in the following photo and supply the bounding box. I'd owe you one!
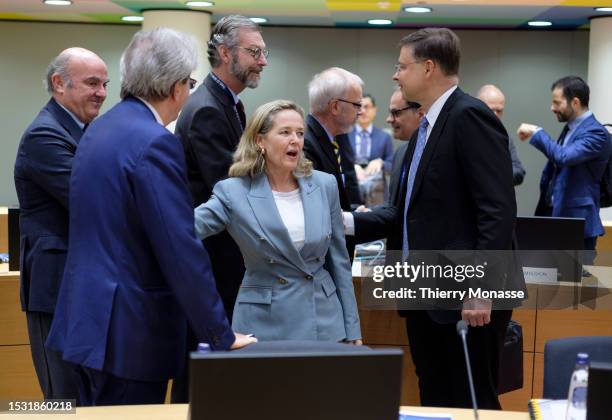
[402,116,429,261]
[358,130,370,163]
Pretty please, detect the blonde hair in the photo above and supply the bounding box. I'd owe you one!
[229,100,313,178]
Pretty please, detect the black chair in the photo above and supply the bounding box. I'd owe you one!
[543,336,612,399]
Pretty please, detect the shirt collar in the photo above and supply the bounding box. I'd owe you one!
[56,101,86,129]
[136,97,164,126]
[312,115,334,143]
[356,123,373,135]
[425,85,458,130]
[568,110,592,131]
[210,71,240,105]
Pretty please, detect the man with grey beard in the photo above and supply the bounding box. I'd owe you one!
[174,14,267,401]
[176,14,267,319]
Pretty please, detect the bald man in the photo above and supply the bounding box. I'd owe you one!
[14,48,108,401]
[477,84,526,186]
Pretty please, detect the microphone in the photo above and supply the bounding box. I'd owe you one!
[456,320,479,420]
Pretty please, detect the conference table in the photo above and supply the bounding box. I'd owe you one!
[0,403,529,419]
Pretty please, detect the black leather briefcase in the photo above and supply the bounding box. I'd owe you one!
[497,319,523,394]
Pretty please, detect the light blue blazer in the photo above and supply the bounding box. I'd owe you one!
[194,170,361,341]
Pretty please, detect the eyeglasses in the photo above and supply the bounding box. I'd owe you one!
[389,105,417,119]
[238,46,270,60]
[334,98,363,110]
[394,61,422,72]
[188,77,197,89]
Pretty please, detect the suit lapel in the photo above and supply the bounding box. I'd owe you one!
[204,74,243,143]
[297,176,321,259]
[46,98,84,144]
[408,88,462,209]
[307,115,339,172]
[246,175,308,272]
[565,114,593,147]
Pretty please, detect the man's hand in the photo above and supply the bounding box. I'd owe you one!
[365,158,383,175]
[517,123,538,141]
[355,205,371,212]
[230,332,258,349]
[461,298,492,327]
[355,164,367,182]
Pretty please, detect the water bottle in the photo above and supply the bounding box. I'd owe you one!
[197,343,211,353]
[565,352,589,420]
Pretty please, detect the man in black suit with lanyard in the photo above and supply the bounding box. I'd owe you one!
[346,28,516,409]
[176,15,268,318]
[174,14,267,401]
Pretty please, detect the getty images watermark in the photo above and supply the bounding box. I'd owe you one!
[371,261,524,301]
[356,250,537,310]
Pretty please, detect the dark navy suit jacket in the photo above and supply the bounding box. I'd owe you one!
[532,114,612,239]
[47,97,234,381]
[14,98,83,314]
[348,125,394,172]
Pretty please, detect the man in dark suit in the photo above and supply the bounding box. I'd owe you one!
[386,88,423,143]
[304,67,363,212]
[344,89,422,221]
[176,15,267,318]
[14,47,108,401]
[46,28,255,406]
[173,14,267,402]
[348,28,517,409]
[518,76,611,265]
[304,67,364,258]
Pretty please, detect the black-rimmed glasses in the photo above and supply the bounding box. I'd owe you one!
[238,46,270,60]
[389,105,417,119]
[189,77,197,89]
[335,98,362,110]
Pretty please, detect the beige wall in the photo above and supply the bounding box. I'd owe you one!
[0,21,589,215]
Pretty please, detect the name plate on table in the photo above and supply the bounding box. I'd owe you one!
[523,267,558,283]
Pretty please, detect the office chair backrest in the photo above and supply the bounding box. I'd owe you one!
[543,336,612,399]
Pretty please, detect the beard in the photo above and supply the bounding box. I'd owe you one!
[230,53,262,89]
[555,109,573,122]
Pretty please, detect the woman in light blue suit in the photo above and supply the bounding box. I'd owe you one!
[194,100,361,343]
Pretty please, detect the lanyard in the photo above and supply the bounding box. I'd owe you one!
[209,73,243,130]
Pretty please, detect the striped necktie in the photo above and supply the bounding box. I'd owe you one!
[331,137,342,173]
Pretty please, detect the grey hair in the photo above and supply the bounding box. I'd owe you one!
[120,27,198,101]
[308,67,364,115]
[207,15,260,68]
[44,53,73,93]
